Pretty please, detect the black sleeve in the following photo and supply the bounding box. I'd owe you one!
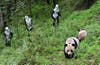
[58,11,61,16]
[51,11,54,18]
[4,32,6,37]
[24,18,26,25]
[10,32,13,39]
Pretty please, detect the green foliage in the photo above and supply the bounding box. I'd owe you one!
[0,0,100,65]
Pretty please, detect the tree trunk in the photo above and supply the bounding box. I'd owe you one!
[53,0,58,7]
[6,1,12,22]
[29,0,32,17]
[86,0,96,9]
[75,0,97,10]
[46,0,50,4]
[0,8,4,31]
[13,0,17,11]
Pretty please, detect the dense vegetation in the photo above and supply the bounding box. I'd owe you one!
[0,0,100,65]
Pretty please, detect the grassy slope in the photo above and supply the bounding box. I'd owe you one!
[0,0,100,65]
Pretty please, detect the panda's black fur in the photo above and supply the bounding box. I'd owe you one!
[72,38,78,49]
[64,29,87,59]
[64,38,78,59]
[64,43,75,59]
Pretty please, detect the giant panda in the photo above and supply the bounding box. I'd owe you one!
[64,29,87,59]
[4,26,13,47]
[24,15,33,31]
[77,29,87,42]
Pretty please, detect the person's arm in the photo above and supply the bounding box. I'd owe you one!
[58,11,61,16]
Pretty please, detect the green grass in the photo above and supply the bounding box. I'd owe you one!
[0,0,100,65]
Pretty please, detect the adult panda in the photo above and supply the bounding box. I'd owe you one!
[4,26,13,47]
[64,29,87,59]
[24,15,33,31]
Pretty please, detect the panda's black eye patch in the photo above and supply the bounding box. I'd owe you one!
[72,44,75,46]
[64,44,67,46]
[71,50,73,52]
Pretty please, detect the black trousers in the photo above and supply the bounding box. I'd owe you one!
[52,17,59,27]
[5,40,11,47]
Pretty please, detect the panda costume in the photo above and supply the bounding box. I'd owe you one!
[51,4,61,27]
[24,15,33,31]
[4,26,13,47]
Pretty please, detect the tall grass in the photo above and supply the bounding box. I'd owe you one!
[0,0,100,65]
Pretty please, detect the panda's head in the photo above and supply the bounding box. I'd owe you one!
[5,27,9,30]
[64,44,75,58]
[55,4,59,8]
[64,37,79,59]
[53,4,59,12]
[5,27,10,32]
[25,15,29,19]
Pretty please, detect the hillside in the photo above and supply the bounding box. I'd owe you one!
[0,0,100,65]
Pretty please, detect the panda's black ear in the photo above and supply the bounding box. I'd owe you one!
[70,34,74,37]
[78,28,85,31]
[78,29,80,31]
[64,39,66,44]
[64,39,66,41]
[64,44,67,47]
[81,28,85,30]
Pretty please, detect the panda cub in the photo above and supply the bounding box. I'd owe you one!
[4,26,13,47]
[77,29,87,42]
[24,15,33,31]
[64,29,87,59]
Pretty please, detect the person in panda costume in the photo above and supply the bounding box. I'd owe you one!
[4,26,13,47]
[64,29,87,58]
[24,15,33,31]
[51,4,61,27]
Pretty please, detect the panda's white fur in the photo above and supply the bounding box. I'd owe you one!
[64,29,87,58]
[64,37,79,58]
[78,29,87,41]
